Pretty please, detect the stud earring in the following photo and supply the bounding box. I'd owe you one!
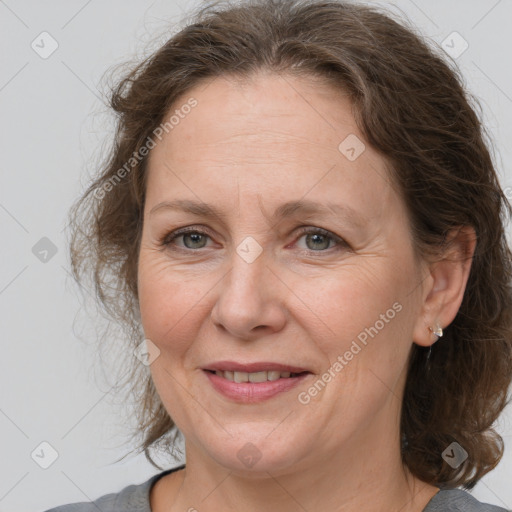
[426,322,443,367]
[428,322,443,340]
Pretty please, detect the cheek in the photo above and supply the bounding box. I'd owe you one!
[137,251,213,350]
[294,267,414,427]
[289,260,418,410]
[292,263,408,347]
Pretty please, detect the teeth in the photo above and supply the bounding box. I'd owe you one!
[234,371,248,383]
[213,370,302,382]
[249,371,267,383]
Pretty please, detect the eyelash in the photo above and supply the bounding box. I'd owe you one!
[159,226,349,254]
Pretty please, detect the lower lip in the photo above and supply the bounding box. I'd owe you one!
[204,370,311,403]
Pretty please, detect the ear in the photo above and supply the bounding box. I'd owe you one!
[412,226,477,347]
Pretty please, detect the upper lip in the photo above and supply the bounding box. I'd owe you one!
[202,361,311,373]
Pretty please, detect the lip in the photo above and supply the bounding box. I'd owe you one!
[204,371,310,403]
[202,361,310,373]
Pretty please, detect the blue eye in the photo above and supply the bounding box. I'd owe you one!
[294,227,346,252]
[162,228,212,250]
[179,231,209,249]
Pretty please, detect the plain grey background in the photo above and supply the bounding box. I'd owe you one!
[1,1,511,510]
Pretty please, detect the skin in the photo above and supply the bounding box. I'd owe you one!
[137,71,476,512]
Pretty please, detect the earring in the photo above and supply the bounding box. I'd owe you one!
[428,322,443,340]
[426,322,443,366]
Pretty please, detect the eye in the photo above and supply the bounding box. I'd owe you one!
[160,227,213,250]
[294,227,347,252]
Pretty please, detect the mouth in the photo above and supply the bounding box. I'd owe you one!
[204,369,309,382]
[201,362,312,403]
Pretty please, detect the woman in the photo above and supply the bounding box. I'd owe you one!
[46,0,512,510]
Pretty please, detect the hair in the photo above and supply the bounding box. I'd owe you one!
[68,0,512,489]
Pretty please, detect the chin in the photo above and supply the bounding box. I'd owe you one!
[196,430,309,477]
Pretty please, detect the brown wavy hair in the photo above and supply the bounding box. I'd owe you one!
[68,0,512,489]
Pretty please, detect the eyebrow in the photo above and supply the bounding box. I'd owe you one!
[149,198,367,228]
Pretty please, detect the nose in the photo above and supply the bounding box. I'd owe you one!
[210,247,287,340]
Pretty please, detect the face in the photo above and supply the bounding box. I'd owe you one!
[138,72,427,476]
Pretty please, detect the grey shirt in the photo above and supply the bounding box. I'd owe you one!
[43,465,510,512]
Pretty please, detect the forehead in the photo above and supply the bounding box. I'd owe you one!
[160,72,357,151]
[145,72,398,223]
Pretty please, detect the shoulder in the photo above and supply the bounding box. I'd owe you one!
[41,466,184,512]
[41,480,150,512]
[424,488,510,512]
